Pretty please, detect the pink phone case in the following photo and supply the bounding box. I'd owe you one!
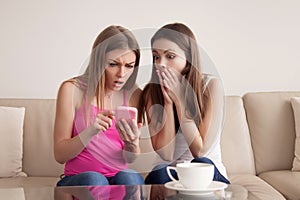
[116,106,137,122]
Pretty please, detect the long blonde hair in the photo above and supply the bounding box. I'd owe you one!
[73,25,140,123]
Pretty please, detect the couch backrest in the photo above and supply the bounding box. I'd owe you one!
[221,96,256,175]
[4,93,296,177]
[1,97,257,177]
[243,92,300,174]
[0,99,63,177]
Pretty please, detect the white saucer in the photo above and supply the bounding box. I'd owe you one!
[164,181,228,195]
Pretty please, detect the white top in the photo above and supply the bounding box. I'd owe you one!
[153,74,228,178]
[171,129,227,178]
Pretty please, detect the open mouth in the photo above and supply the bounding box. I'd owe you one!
[114,80,124,86]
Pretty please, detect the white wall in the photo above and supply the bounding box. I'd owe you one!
[1,0,299,98]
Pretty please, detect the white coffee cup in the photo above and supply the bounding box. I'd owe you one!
[166,162,214,189]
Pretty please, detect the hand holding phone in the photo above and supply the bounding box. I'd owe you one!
[116,106,140,145]
[115,106,137,123]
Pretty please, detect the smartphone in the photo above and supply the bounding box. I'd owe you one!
[115,106,137,123]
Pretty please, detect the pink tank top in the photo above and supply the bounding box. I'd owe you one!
[64,91,128,177]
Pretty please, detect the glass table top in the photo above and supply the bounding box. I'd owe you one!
[0,184,248,200]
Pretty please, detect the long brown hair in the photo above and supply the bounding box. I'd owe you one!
[73,25,140,124]
[138,23,208,127]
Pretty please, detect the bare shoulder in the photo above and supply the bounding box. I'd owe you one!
[58,80,74,92]
[204,76,224,95]
[57,81,73,100]
[57,80,77,100]
[57,79,84,110]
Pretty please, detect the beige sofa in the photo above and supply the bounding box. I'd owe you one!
[0,92,300,200]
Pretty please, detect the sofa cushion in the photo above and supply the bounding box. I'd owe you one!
[291,97,300,171]
[24,187,54,200]
[0,176,59,188]
[259,170,300,200]
[243,92,300,174]
[221,96,255,175]
[0,188,25,200]
[0,99,64,177]
[229,174,285,200]
[0,106,26,178]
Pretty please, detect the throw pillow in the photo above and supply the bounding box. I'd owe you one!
[291,97,300,171]
[0,106,27,177]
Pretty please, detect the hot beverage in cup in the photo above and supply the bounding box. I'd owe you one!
[166,162,214,190]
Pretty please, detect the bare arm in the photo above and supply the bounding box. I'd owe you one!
[146,99,176,161]
[199,77,224,154]
[53,82,98,164]
[144,69,179,161]
[175,78,222,157]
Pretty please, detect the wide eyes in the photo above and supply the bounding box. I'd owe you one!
[167,53,175,59]
[152,53,176,61]
[153,54,160,61]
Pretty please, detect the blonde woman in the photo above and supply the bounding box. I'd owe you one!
[54,25,144,186]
